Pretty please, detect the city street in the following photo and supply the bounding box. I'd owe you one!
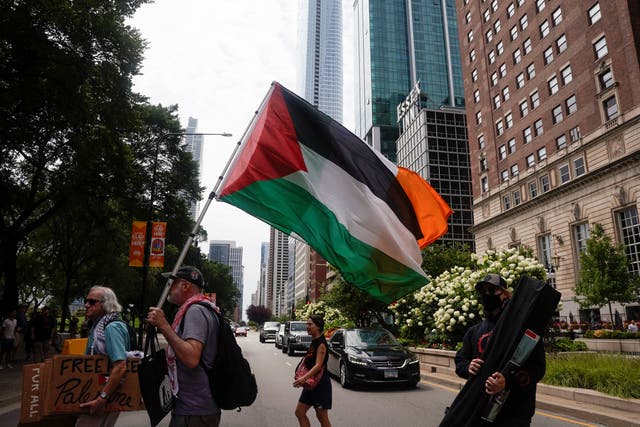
[0,330,604,426]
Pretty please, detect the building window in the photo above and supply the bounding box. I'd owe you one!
[570,126,582,141]
[517,73,525,88]
[503,195,511,210]
[552,7,563,26]
[486,29,493,43]
[507,2,515,18]
[480,156,488,172]
[616,206,640,276]
[573,222,590,258]
[510,25,519,41]
[474,90,480,103]
[574,157,585,176]
[561,65,573,85]
[494,94,502,109]
[523,37,532,54]
[517,0,525,7]
[499,144,507,160]
[476,111,482,124]
[497,41,504,56]
[556,134,567,149]
[566,95,577,115]
[544,47,554,64]
[538,234,553,268]
[559,164,571,183]
[540,174,550,192]
[501,169,509,181]
[520,14,528,30]
[537,146,547,160]
[508,138,516,153]
[472,68,479,82]
[527,63,536,79]
[499,63,507,77]
[484,8,491,22]
[491,72,499,87]
[556,34,567,54]
[519,99,529,117]
[588,2,601,25]
[548,76,559,95]
[540,20,550,38]
[523,126,532,143]
[531,90,540,109]
[466,11,472,24]
[552,105,564,123]
[502,86,510,101]
[468,31,474,42]
[470,49,477,62]
[594,36,608,59]
[534,118,544,136]
[496,119,504,135]
[492,0,498,12]
[603,95,618,120]
[513,190,521,206]
[511,163,519,176]
[513,48,522,64]
[598,68,613,90]
[536,0,545,12]
[494,19,502,33]
[489,50,496,64]
[481,176,489,193]
[478,134,486,149]
[526,153,535,167]
[529,180,538,198]
[505,112,513,128]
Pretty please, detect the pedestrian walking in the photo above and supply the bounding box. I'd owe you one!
[628,319,638,333]
[76,286,131,427]
[31,306,56,362]
[294,315,332,427]
[147,266,221,427]
[453,274,545,427]
[0,309,17,369]
[14,303,28,363]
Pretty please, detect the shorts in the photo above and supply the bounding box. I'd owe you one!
[1,339,15,352]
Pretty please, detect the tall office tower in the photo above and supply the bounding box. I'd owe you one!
[456,0,640,320]
[183,117,204,220]
[286,237,297,315]
[355,0,474,246]
[257,242,269,307]
[295,0,342,300]
[267,227,289,317]
[208,240,244,320]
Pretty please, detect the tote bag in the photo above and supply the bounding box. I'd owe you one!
[138,328,174,426]
[295,358,323,390]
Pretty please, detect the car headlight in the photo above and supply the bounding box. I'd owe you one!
[347,355,370,366]
[407,355,419,364]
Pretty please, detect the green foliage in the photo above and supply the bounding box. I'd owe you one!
[421,242,474,278]
[576,224,639,310]
[584,329,640,339]
[545,338,588,352]
[545,353,640,398]
[294,301,353,330]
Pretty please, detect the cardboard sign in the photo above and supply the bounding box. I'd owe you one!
[21,355,144,424]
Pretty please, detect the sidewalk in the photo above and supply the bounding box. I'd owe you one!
[421,371,640,427]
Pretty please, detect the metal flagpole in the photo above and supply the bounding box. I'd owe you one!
[155,82,278,309]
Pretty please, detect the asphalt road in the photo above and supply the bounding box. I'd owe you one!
[1,330,605,426]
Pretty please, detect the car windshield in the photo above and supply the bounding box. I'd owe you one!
[264,322,280,329]
[290,323,307,332]
[345,329,399,348]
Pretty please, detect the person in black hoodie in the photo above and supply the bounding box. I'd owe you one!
[454,274,545,427]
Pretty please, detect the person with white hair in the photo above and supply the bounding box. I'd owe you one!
[76,286,130,427]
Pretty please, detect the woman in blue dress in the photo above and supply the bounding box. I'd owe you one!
[293,315,332,427]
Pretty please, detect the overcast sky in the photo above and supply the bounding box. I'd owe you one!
[131,1,353,319]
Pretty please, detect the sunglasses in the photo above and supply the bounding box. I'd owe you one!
[84,298,103,306]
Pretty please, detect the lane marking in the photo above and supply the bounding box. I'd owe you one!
[285,362,292,367]
[422,381,599,427]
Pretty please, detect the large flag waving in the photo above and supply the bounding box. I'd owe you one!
[217,82,452,303]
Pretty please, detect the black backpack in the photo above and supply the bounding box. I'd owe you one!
[185,303,258,410]
[106,317,139,351]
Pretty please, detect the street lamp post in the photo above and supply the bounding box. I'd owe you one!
[138,131,232,348]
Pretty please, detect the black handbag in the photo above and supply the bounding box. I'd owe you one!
[138,328,174,426]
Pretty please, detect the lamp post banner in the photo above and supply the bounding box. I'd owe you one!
[128,221,147,267]
[149,222,167,268]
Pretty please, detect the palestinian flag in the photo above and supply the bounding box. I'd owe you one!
[217,82,452,303]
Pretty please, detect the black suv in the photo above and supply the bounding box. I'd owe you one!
[259,321,280,343]
[281,320,312,356]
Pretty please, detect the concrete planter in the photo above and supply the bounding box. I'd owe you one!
[576,338,640,353]
[409,347,458,377]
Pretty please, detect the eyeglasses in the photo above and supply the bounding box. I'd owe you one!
[84,298,103,306]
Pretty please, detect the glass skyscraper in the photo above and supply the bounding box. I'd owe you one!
[183,117,204,220]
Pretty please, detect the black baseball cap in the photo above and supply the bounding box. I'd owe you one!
[162,266,205,289]
[475,273,507,292]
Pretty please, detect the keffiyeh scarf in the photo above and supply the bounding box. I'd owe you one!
[89,312,121,355]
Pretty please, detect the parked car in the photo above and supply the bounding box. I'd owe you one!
[275,323,286,349]
[234,326,248,337]
[282,320,312,356]
[326,328,420,389]
[259,321,280,343]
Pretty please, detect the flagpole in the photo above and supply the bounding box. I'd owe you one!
[155,83,278,309]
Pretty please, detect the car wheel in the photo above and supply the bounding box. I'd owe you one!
[339,361,351,389]
[287,344,294,356]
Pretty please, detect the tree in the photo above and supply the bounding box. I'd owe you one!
[576,223,640,323]
[246,305,272,325]
[421,242,474,278]
[0,0,149,311]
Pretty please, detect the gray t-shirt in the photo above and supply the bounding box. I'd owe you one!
[174,304,219,415]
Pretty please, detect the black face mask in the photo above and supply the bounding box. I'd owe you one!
[481,293,503,312]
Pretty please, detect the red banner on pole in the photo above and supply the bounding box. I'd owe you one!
[128,221,147,267]
[149,222,167,268]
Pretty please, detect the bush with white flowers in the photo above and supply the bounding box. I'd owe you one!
[389,248,547,344]
[294,300,353,330]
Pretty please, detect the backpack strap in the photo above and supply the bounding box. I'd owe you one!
[179,302,220,370]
